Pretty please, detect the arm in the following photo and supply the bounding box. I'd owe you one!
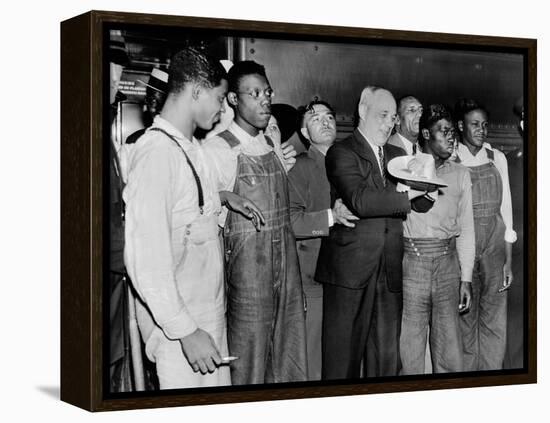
[495,151,515,291]
[124,145,198,341]
[288,159,331,238]
[456,169,475,312]
[325,145,411,218]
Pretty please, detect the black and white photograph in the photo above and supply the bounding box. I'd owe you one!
[104,17,529,398]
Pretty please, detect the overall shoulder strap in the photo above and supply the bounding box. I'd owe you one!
[217,130,241,148]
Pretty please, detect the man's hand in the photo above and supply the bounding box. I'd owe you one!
[179,328,222,374]
[220,191,265,231]
[459,281,472,314]
[332,198,359,228]
[281,140,297,172]
[499,261,513,293]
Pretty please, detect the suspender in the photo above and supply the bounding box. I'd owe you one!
[148,127,204,215]
[217,129,275,148]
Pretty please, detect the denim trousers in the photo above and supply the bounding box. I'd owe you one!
[460,162,507,371]
[400,238,463,375]
[225,151,307,385]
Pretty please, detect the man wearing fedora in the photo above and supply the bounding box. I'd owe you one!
[125,68,169,145]
[392,104,474,374]
[315,86,425,379]
[288,99,358,380]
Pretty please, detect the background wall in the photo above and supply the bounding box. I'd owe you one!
[1,1,547,422]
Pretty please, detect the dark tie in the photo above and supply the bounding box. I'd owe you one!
[378,146,386,186]
[412,143,417,155]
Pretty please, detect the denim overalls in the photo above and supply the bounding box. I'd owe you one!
[218,130,307,385]
[459,149,508,371]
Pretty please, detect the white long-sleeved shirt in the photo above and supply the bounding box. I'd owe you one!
[456,142,517,243]
[123,116,222,341]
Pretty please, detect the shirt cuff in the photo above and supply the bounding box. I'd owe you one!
[461,266,474,284]
[505,229,517,243]
[327,209,334,227]
[161,308,199,341]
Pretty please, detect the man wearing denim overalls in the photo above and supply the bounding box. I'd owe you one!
[455,98,517,371]
[205,61,307,385]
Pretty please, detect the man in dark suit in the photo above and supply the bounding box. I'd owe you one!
[288,99,358,380]
[315,86,425,379]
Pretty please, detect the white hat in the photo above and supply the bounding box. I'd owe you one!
[137,68,168,93]
[388,153,447,188]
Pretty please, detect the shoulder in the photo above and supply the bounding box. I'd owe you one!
[203,134,235,151]
[386,142,406,158]
[387,133,402,147]
[290,152,315,176]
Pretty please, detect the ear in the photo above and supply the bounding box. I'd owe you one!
[227,92,238,107]
[457,120,464,132]
[191,83,201,101]
[358,102,367,121]
[421,128,430,141]
[300,127,311,141]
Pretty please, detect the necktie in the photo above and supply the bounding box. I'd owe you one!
[412,143,417,155]
[378,146,386,187]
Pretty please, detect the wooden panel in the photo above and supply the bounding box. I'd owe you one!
[247,38,523,125]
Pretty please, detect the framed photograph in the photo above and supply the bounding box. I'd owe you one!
[60,10,536,412]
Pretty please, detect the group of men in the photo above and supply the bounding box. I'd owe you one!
[109,43,517,390]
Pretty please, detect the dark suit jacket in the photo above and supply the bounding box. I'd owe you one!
[288,146,331,298]
[315,129,409,291]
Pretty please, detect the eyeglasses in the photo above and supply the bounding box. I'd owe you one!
[237,87,275,100]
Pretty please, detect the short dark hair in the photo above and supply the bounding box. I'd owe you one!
[397,95,421,117]
[453,98,489,123]
[227,60,268,94]
[297,99,336,129]
[419,104,453,133]
[167,47,227,94]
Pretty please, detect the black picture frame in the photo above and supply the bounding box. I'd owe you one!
[60,10,537,412]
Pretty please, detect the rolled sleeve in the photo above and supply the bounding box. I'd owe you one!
[456,169,475,282]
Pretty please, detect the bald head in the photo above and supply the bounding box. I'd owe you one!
[358,86,397,146]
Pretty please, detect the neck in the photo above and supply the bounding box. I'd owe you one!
[398,129,418,144]
[463,140,482,156]
[160,95,195,141]
[234,115,260,137]
[312,143,331,156]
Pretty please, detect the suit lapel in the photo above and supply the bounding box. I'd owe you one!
[351,129,384,189]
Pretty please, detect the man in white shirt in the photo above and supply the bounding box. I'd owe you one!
[388,95,423,155]
[124,48,262,389]
[204,60,307,385]
[454,98,517,371]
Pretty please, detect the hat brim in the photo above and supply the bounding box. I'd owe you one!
[388,156,448,188]
[136,79,167,94]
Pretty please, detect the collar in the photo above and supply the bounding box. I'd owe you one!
[308,144,327,164]
[457,141,493,160]
[357,127,383,157]
[152,115,196,147]
[229,120,266,145]
[398,133,418,150]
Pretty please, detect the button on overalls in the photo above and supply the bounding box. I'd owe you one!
[219,130,307,385]
[459,151,508,371]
